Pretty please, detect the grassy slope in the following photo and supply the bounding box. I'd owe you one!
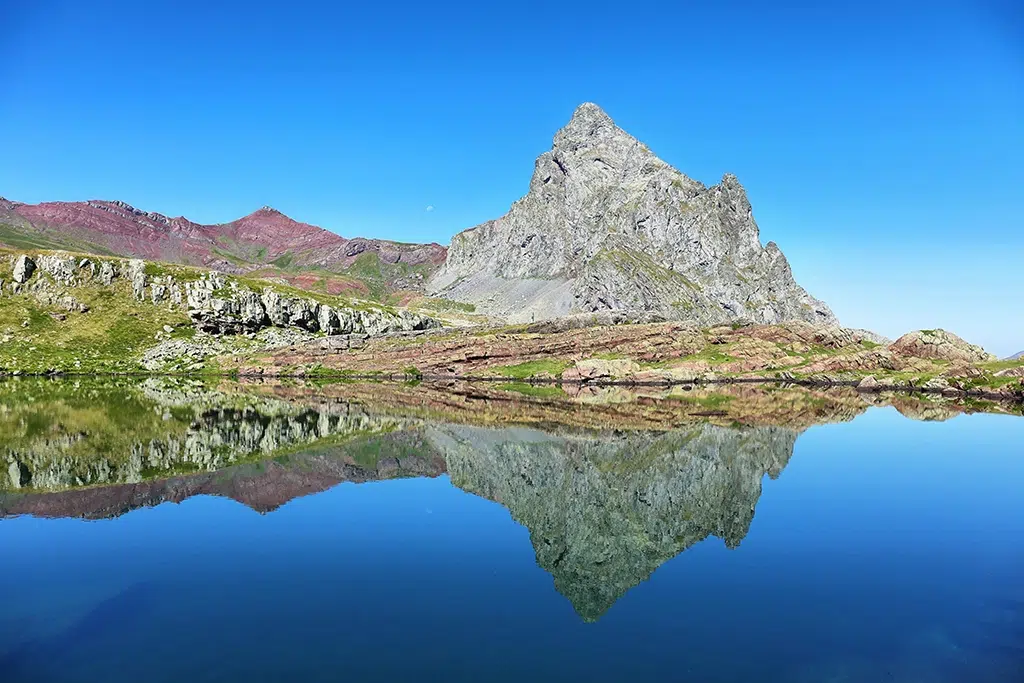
[0,221,116,255]
[0,269,194,374]
[0,247,418,374]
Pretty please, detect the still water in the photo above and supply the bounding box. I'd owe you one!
[0,378,1021,682]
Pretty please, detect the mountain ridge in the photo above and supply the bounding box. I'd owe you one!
[0,197,447,299]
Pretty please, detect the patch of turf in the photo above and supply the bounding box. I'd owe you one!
[490,359,572,379]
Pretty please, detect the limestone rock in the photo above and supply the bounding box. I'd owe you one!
[127,259,147,300]
[12,255,35,283]
[99,261,117,285]
[182,271,437,337]
[429,103,836,326]
[857,375,880,391]
[889,329,996,364]
[36,253,79,285]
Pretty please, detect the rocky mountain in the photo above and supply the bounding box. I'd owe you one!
[1009,351,1023,360]
[0,198,447,298]
[429,103,835,325]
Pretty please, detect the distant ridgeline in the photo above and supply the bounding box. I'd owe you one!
[0,197,447,302]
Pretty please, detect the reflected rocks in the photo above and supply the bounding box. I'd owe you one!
[0,430,446,519]
[433,422,796,621]
[0,378,408,493]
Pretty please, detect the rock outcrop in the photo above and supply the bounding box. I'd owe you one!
[4,251,439,339]
[889,329,996,363]
[12,254,34,283]
[429,103,835,326]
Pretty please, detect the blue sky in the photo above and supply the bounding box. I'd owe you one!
[1,0,1021,354]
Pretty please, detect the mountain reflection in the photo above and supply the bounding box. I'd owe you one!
[0,377,809,621]
[436,423,795,620]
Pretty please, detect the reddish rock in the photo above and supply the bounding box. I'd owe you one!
[0,199,447,291]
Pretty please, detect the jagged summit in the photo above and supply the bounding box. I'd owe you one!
[429,103,835,326]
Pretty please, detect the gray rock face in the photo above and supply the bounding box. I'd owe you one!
[429,103,836,326]
[182,271,438,337]
[127,259,147,300]
[36,254,79,285]
[12,255,35,284]
[99,261,117,286]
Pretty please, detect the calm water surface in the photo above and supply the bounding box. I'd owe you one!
[0,379,1021,682]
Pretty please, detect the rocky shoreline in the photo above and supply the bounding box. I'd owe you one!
[227,318,1024,404]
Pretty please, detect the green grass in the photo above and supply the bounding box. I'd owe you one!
[0,223,115,255]
[347,251,383,280]
[490,358,572,379]
[0,275,192,373]
[270,252,295,269]
[675,346,736,366]
[418,297,477,314]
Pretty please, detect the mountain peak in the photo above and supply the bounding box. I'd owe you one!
[556,102,620,148]
[571,101,611,121]
[430,102,836,327]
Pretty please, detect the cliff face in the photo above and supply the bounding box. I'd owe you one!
[434,422,797,621]
[429,103,835,326]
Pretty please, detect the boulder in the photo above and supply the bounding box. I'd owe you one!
[12,255,35,283]
[889,329,996,364]
[99,261,117,285]
[857,375,880,391]
[127,259,147,300]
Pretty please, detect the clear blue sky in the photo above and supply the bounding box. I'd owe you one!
[1,0,1021,354]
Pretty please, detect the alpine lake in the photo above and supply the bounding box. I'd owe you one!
[1,376,1021,683]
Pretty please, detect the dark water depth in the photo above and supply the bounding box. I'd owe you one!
[1,378,1022,682]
